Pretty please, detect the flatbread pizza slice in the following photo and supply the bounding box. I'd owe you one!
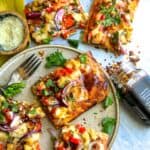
[54,124,109,150]
[83,0,139,55]
[25,0,88,43]
[32,52,109,128]
[0,95,45,150]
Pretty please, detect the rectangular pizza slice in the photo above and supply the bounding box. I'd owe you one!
[32,52,109,128]
[0,95,45,150]
[54,124,109,150]
[83,0,139,55]
[25,0,88,44]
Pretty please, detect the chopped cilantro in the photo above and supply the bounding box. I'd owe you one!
[68,39,79,48]
[46,79,55,88]
[93,112,98,115]
[45,51,66,68]
[79,54,87,64]
[11,104,19,113]
[100,4,121,27]
[1,101,9,109]
[28,108,36,115]
[103,95,113,109]
[0,113,5,123]
[42,89,49,96]
[42,37,52,44]
[2,82,25,98]
[101,117,116,135]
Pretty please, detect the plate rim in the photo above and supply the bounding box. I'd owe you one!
[0,44,120,149]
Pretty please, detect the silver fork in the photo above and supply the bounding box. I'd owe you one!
[0,54,42,90]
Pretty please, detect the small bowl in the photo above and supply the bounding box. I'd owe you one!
[0,11,29,55]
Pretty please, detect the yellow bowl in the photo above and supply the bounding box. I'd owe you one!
[0,11,29,55]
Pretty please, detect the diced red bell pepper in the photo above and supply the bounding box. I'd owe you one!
[100,14,105,20]
[3,109,13,124]
[76,124,86,133]
[34,122,42,132]
[70,136,81,145]
[0,143,4,150]
[46,7,54,13]
[62,14,75,29]
[41,97,49,106]
[36,143,41,150]
[55,67,73,77]
[56,146,66,150]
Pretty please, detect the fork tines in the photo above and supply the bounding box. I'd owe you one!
[19,54,42,79]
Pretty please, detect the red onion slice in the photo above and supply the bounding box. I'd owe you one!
[0,124,17,132]
[54,8,65,30]
[61,79,88,106]
[26,12,41,19]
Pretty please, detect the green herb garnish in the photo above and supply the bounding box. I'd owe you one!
[2,82,26,98]
[42,37,52,44]
[101,117,116,135]
[68,39,79,48]
[28,108,36,115]
[45,51,66,68]
[79,54,87,64]
[42,89,49,96]
[1,101,9,109]
[100,3,121,27]
[103,95,113,109]
[46,79,55,88]
[0,113,5,123]
[111,31,119,44]
[11,104,19,113]
[93,112,98,115]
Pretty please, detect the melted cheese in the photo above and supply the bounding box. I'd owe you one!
[0,16,24,51]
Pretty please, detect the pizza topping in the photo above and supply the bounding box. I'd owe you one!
[83,0,139,55]
[0,95,45,149]
[62,14,76,29]
[101,117,116,135]
[55,9,65,30]
[45,51,66,68]
[2,82,26,98]
[26,11,41,19]
[62,80,88,106]
[79,54,87,64]
[25,0,87,43]
[55,124,109,149]
[99,4,121,27]
[67,39,79,48]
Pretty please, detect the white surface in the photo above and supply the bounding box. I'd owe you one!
[26,0,150,149]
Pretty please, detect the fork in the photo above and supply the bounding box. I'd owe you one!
[0,54,42,90]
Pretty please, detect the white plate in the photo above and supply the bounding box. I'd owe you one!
[0,45,119,149]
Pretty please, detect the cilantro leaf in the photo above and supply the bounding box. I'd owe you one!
[79,54,87,64]
[68,39,79,48]
[100,4,121,27]
[45,51,66,68]
[103,95,113,109]
[2,82,26,98]
[46,79,55,88]
[101,117,116,135]
[28,108,36,115]
[0,113,5,123]
[42,37,52,44]
[11,104,19,113]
